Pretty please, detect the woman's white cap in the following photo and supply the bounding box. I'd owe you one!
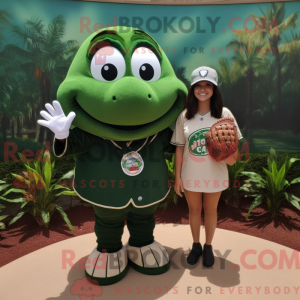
[190,66,218,86]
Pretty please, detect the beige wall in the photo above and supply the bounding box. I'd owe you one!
[84,0,297,5]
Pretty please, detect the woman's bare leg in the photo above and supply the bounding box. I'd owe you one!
[203,191,222,245]
[184,189,202,243]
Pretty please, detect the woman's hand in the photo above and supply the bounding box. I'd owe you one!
[174,176,184,197]
[174,146,185,196]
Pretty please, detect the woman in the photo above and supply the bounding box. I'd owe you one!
[170,66,243,267]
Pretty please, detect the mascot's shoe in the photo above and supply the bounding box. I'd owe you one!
[126,240,170,275]
[85,245,129,285]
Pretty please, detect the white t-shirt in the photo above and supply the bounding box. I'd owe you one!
[170,107,243,192]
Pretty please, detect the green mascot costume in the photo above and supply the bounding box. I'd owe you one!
[37,26,187,285]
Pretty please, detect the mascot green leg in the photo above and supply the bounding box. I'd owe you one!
[88,203,169,285]
[126,207,170,275]
[86,205,130,285]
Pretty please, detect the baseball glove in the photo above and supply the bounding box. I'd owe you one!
[205,117,239,162]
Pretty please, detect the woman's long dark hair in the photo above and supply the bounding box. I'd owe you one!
[184,82,223,119]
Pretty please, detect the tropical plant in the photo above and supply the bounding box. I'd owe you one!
[221,157,248,208]
[0,150,78,232]
[0,202,9,230]
[1,73,23,138]
[212,58,247,132]
[0,9,12,28]
[278,30,300,134]
[0,71,37,142]
[0,179,10,230]
[0,10,14,141]
[215,57,239,90]
[248,2,299,129]
[239,147,300,219]
[226,30,269,140]
[0,76,10,142]
[250,56,277,130]
[2,15,79,144]
[251,52,291,132]
[214,58,244,115]
[174,66,190,90]
[0,9,12,66]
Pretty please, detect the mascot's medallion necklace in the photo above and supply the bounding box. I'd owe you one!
[110,137,149,176]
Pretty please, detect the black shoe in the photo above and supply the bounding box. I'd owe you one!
[202,244,215,267]
[187,242,202,265]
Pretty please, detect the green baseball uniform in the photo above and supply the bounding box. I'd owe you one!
[53,127,174,208]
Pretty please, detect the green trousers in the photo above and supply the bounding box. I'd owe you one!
[93,203,159,253]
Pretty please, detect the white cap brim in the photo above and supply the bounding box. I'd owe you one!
[191,78,218,86]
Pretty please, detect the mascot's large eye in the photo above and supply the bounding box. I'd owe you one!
[131,47,161,82]
[90,46,125,82]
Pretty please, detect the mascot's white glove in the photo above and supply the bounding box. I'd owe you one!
[37,100,76,139]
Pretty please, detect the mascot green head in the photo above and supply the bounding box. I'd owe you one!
[57,26,187,141]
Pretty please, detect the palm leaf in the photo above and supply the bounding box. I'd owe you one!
[34,160,42,175]
[284,192,300,210]
[0,215,9,221]
[21,202,28,209]
[43,160,52,193]
[42,209,50,227]
[55,205,75,233]
[0,9,12,27]
[8,211,26,225]
[240,171,265,181]
[290,177,300,185]
[0,184,10,191]
[276,12,298,33]
[275,164,286,189]
[288,158,300,170]
[2,44,34,62]
[271,160,278,178]
[55,190,77,197]
[1,188,25,196]
[56,170,74,181]
[246,194,263,219]
[0,196,25,203]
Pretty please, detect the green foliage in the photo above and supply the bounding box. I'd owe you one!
[1,14,79,145]
[2,148,300,220]
[0,149,78,232]
[0,181,9,230]
[240,147,300,219]
[0,135,44,162]
[174,66,190,90]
